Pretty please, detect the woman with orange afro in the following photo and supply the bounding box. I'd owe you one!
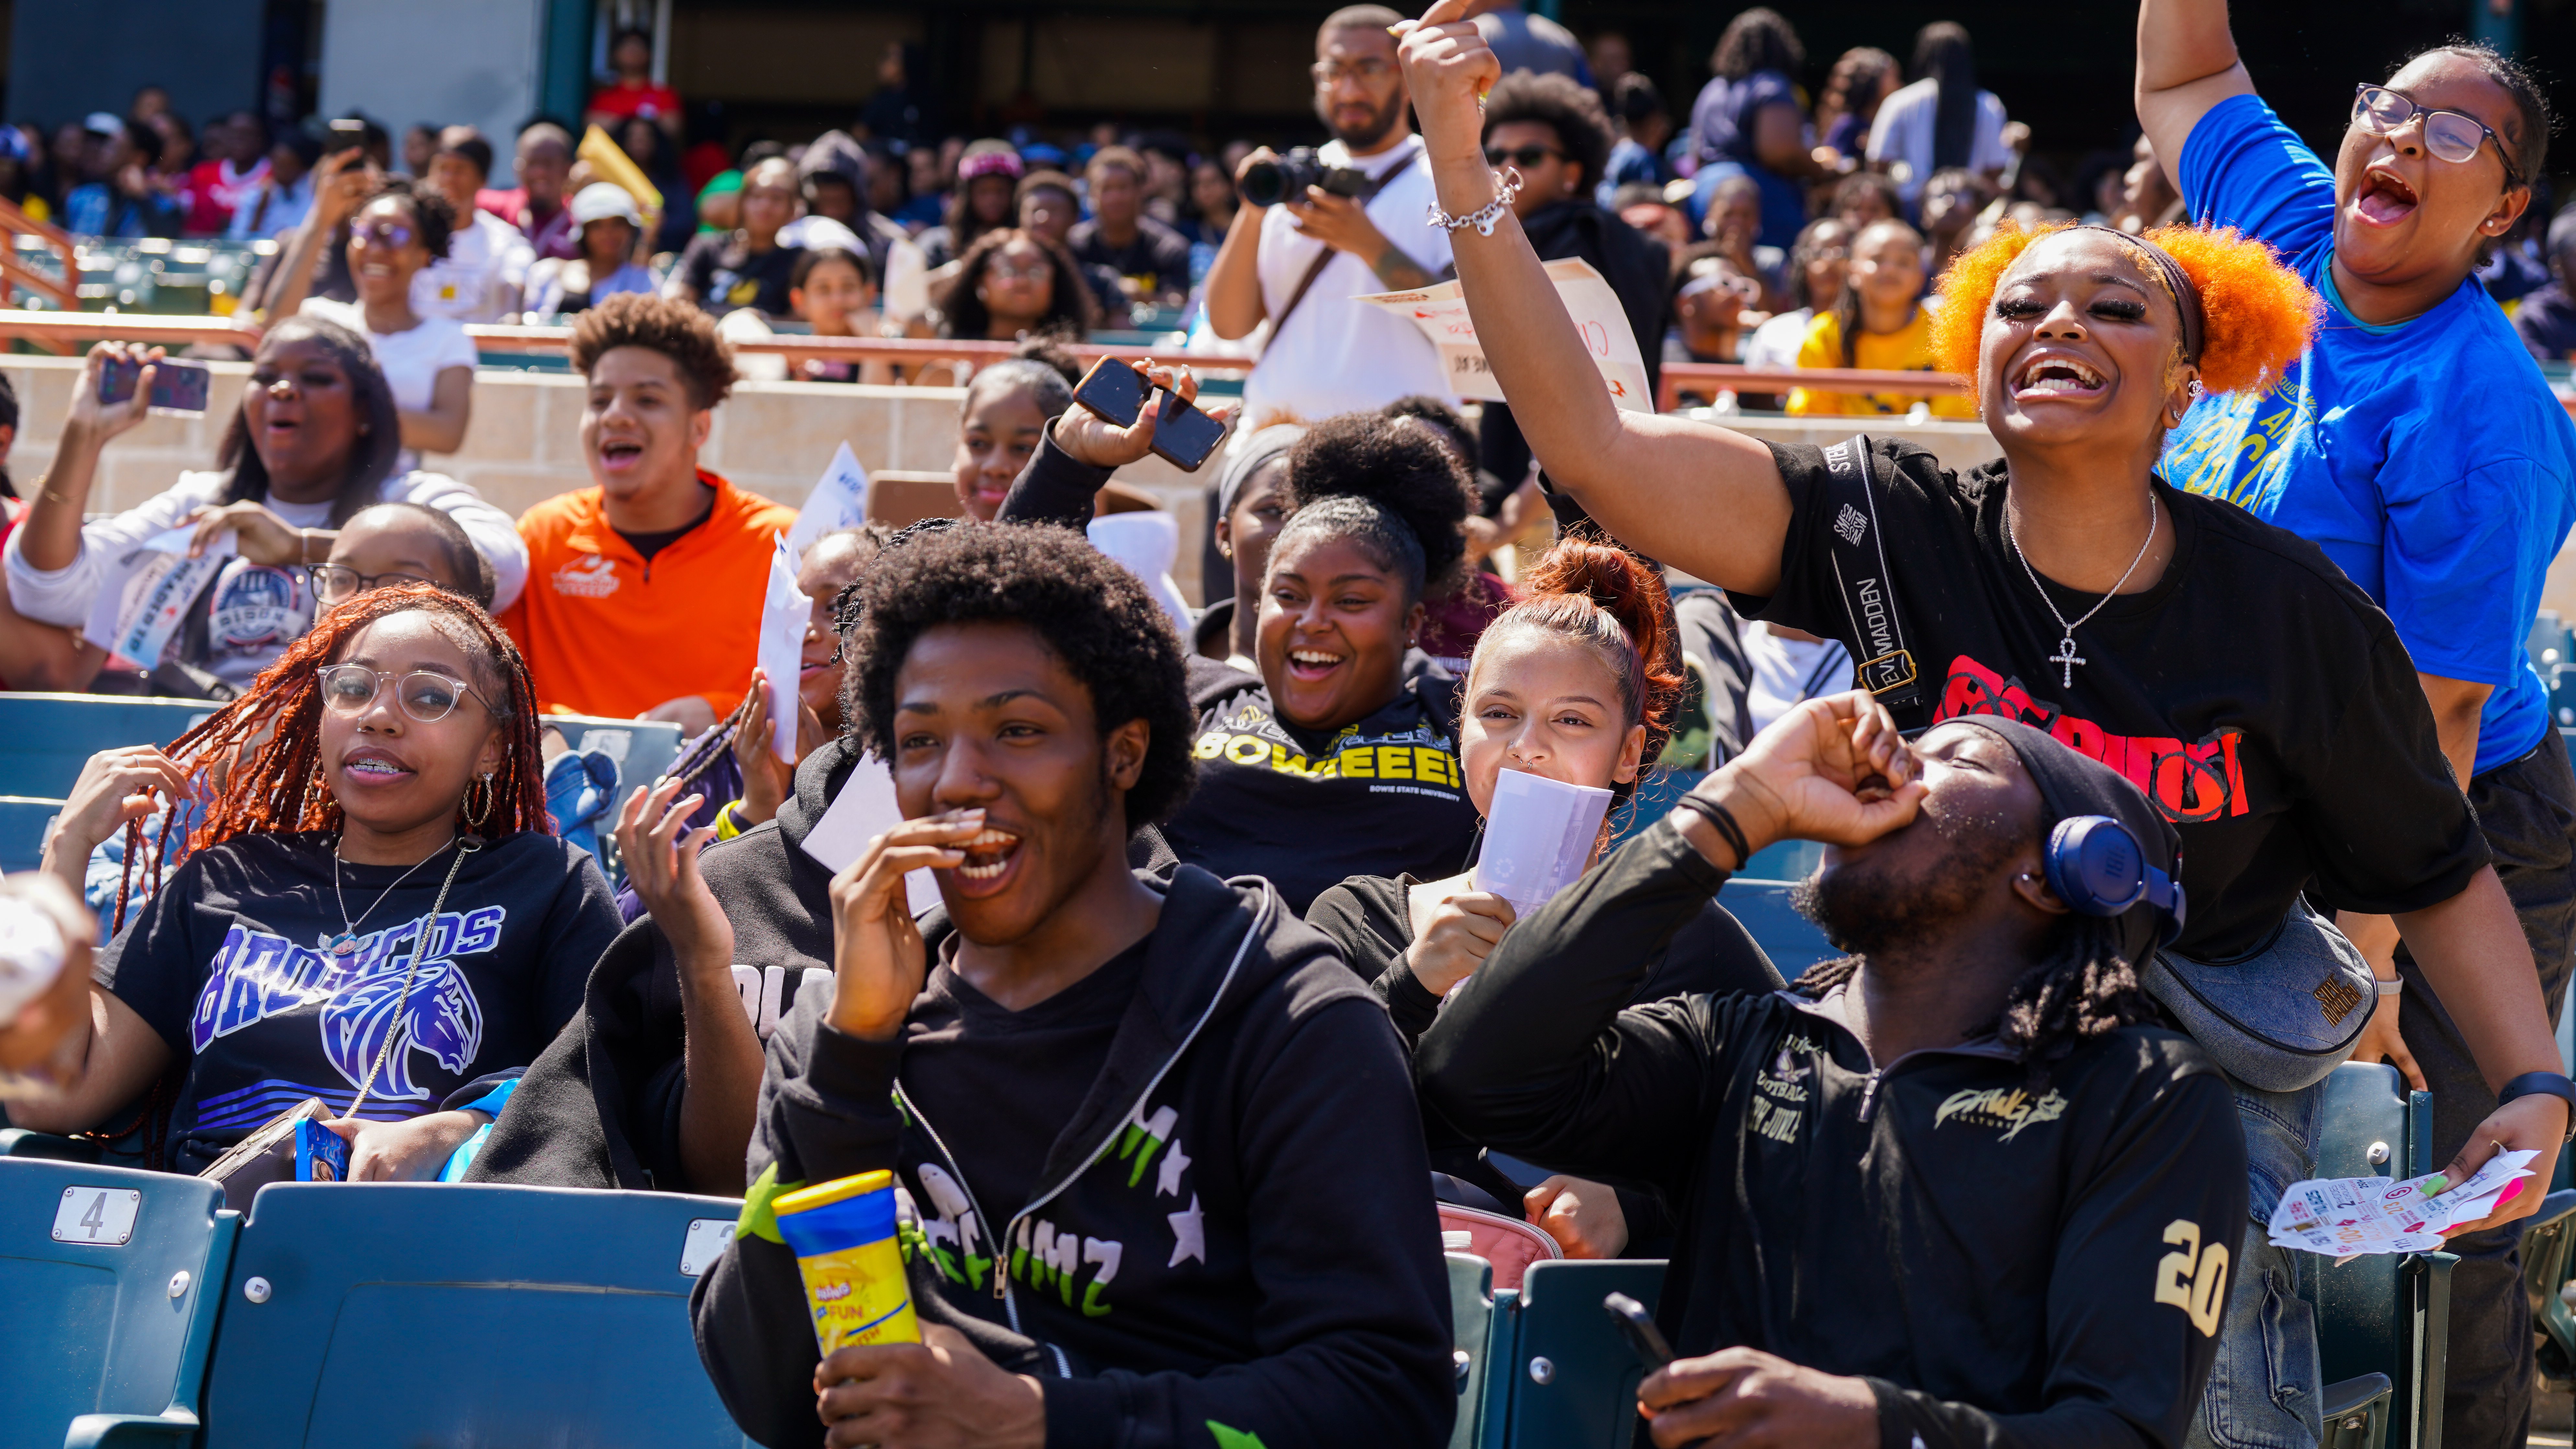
[2141,10,2576,1442]
[1393,0,2568,1424]
[11,586,622,1183]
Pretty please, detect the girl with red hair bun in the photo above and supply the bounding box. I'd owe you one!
[1307,537,1783,1261]
[1393,0,2569,1306]
[13,586,623,1182]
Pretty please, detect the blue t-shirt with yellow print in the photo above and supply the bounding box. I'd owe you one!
[2161,94,2576,774]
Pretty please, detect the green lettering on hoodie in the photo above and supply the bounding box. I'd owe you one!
[1205,1423,1269,1449]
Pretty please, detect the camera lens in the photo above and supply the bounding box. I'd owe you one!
[1239,160,1288,209]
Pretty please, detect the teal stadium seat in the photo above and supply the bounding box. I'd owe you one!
[1493,1259,1666,1449]
[0,1158,236,1449]
[0,696,215,801]
[1447,1253,1497,1449]
[2521,1188,2576,1388]
[2299,1062,2455,1449]
[0,796,62,874]
[202,1182,753,1448]
[1724,879,1839,979]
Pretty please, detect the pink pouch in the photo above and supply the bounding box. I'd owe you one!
[1439,1202,1563,1291]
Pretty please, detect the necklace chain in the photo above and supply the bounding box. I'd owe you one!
[326,835,457,955]
[2005,493,2160,689]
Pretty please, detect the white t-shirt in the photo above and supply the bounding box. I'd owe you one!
[3,468,528,689]
[1741,307,1813,372]
[1242,134,1457,431]
[1864,79,2012,204]
[412,209,534,323]
[300,297,480,471]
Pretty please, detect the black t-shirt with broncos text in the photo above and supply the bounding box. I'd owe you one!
[1160,655,1483,914]
[1733,437,2487,960]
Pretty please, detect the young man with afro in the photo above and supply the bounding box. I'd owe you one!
[499,294,796,731]
[687,522,1457,1449]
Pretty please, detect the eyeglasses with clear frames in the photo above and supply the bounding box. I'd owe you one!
[1311,58,1394,87]
[2352,85,2523,189]
[316,664,492,724]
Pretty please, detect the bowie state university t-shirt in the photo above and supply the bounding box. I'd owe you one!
[99,830,622,1171]
[1161,658,1482,914]
[1735,438,2487,960]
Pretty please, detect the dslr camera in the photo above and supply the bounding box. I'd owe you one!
[1239,147,1370,208]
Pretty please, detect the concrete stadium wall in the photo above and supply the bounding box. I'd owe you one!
[0,355,2092,611]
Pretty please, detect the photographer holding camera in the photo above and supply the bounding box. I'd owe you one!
[1206,4,1456,432]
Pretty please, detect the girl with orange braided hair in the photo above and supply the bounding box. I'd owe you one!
[13,586,622,1182]
[1396,0,2569,1358]
[1309,537,1782,1262]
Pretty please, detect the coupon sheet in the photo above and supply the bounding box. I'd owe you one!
[1355,258,1652,413]
[799,755,943,918]
[753,539,808,763]
[2267,1149,2538,1257]
[1473,769,1613,919]
[782,441,871,568]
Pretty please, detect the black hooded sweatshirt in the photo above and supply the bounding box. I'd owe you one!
[685,783,1457,1448]
[469,736,1178,1193]
[1416,817,2248,1449]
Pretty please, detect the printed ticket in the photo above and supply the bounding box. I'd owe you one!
[2266,1149,2537,1256]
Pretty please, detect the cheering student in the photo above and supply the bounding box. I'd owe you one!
[689,523,1455,1448]
[1309,539,1782,1260]
[1199,425,1305,669]
[1419,695,2245,1449]
[8,587,619,1180]
[1006,377,1483,911]
[1394,0,2571,1424]
[500,295,796,733]
[6,324,523,694]
[951,345,1079,521]
[2136,10,2576,1445]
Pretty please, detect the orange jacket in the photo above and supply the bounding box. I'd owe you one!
[500,469,797,720]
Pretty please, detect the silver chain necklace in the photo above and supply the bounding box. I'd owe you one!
[323,835,457,956]
[2004,494,2160,689]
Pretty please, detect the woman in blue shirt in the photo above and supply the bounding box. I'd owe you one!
[1686,8,1825,252]
[2139,8,2576,1447]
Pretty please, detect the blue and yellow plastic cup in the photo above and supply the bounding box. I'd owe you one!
[772,1170,920,1353]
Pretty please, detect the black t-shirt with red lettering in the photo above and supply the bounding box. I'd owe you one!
[1160,655,1483,914]
[1731,437,2487,960]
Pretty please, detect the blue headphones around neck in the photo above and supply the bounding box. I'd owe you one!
[2043,815,2187,945]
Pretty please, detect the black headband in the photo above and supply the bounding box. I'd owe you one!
[2070,225,2205,367]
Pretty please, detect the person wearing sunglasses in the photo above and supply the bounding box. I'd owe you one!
[266,175,479,469]
[2139,11,2576,1446]
[6,317,522,698]
[14,586,621,1186]
[1475,70,1668,510]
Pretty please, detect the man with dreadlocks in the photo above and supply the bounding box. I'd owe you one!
[11,587,621,1184]
[1418,694,2246,1449]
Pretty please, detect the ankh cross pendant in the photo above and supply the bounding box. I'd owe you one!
[2048,635,2086,688]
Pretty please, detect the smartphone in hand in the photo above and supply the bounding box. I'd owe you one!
[1069,357,1228,473]
[1603,1291,1673,1373]
[98,356,212,415]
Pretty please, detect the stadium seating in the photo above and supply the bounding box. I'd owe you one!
[1484,1259,1666,1449]
[2300,1062,2455,1449]
[201,1181,751,1448]
[2523,1188,2576,1387]
[1446,1252,1497,1449]
[0,795,62,874]
[1724,878,1839,978]
[0,1157,235,1449]
[0,695,214,801]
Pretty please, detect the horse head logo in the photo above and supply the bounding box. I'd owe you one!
[319,956,484,1103]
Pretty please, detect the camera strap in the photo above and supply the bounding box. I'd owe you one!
[1819,434,1923,716]
[1267,148,1421,345]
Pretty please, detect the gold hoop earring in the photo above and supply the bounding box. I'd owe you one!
[466,772,496,829]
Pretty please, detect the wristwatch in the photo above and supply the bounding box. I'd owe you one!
[2496,1071,2576,1143]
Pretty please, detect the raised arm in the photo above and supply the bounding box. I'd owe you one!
[2134,0,2256,191]
[1395,2,1792,593]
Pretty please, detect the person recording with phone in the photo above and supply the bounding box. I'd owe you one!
[1418,696,2247,1449]
[1202,4,1460,434]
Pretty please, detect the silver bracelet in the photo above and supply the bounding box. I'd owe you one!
[2374,977,2403,997]
[1427,167,1524,237]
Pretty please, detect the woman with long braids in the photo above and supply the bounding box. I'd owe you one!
[11,587,620,1180]
[5,320,524,695]
[1396,0,2570,1435]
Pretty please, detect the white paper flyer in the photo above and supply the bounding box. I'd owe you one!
[1356,258,1651,412]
